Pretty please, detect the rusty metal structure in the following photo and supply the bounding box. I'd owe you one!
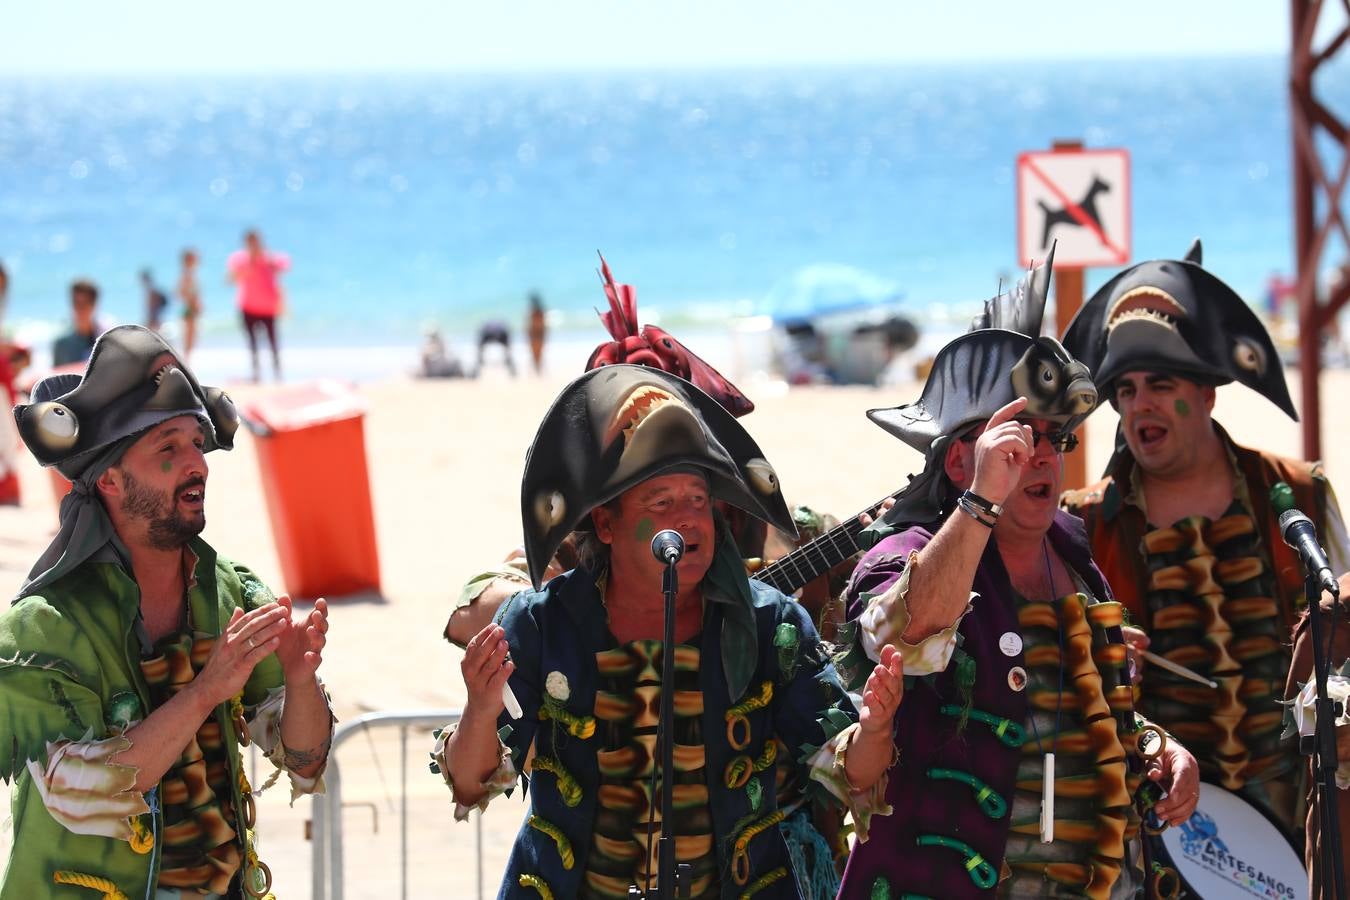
[1290,0,1350,459]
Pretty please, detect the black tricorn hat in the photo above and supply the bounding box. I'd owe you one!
[14,325,239,480]
[1061,239,1295,419]
[865,251,1097,533]
[520,364,794,588]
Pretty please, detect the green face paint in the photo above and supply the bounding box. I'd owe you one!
[635,517,655,544]
[1174,398,1191,417]
[160,461,173,473]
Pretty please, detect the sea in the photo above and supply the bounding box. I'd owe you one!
[1,55,1346,383]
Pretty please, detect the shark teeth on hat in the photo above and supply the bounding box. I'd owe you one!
[603,386,677,450]
[1106,287,1186,332]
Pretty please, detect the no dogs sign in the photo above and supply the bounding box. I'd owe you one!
[1016,148,1131,268]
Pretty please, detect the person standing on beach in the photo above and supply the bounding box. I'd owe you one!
[177,248,203,361]
[0,260,17,505]
[526,291,547,375]
[834,255,1198,897]
[52,278,104,367]
[0,261,9,334]
[227,229,288,383]
[1060,239,1350,894]
[0,325,334,898]
[140,269,170,333]
[435,363,900,899]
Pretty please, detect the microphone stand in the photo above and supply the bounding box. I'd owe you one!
[630,544,690,899]
[1301,573,1347,900]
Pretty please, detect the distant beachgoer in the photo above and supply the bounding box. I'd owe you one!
[140,269,170,332]
[420,325,464,378]
[227,229,289,382]
[177,247,203,360]
[0,260,9,334]
[474,319,515,377]
[0,260,16,504]
[525,291,547,374]
[52,278,104,367]
[1264,270,1297,321]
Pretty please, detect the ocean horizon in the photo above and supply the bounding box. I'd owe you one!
[2,54,1346,381]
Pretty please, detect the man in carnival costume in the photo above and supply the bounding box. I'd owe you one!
[446,254,858,649]
[834,254,1199,899]
[434,364,902,899]
[1061,240,1350,893]
[0,325,334,898]
[443,257,870,894]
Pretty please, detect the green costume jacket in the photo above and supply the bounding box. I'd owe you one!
[0,537,285,899]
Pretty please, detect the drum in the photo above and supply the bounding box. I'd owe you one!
[1148,782,1307,899]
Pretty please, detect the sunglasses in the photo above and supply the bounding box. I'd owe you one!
[960,425,1079,453]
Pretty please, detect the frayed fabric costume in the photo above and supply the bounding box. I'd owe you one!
[432,365,888,899]
[834,258,1169,898]
[1061,241,1350,855]
[0,326,331,898]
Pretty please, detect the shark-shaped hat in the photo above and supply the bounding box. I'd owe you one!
[866,248,1098,534]
[520,364,794,589]
[1061,239,1295,419]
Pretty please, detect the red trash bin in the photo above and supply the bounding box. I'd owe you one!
[243,381,380,600]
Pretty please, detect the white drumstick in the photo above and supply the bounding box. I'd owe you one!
[1142,650,1219,689]
[502,682,523,719]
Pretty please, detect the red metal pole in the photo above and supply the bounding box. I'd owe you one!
[1290,0,1321,459]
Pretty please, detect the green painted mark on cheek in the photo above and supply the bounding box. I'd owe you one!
[635,517,655,544]
[160,461,173,473]
[1174,399,1191,417]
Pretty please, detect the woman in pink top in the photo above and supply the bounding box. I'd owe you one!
[227,229,290,382]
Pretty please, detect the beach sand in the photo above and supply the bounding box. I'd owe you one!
[1,361,1347,897]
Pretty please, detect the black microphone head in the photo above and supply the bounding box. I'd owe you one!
[651,529,685,563]
[1279,508,1312,538]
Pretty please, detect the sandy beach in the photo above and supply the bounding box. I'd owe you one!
[2,358,1348,898]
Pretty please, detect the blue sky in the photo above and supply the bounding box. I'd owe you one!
[4,1,1300,74]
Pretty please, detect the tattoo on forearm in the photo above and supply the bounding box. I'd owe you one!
[284,735,332,771]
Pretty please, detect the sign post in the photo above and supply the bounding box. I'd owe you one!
[1017,141,1131,491]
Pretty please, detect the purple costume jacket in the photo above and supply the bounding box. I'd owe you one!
[837,510,1121,899]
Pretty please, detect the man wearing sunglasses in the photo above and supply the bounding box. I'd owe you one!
[832,260,1199,898]
[1062,241,1350,893]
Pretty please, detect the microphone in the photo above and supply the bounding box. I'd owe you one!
[651,530,685,564]
[1279,508,1340,597]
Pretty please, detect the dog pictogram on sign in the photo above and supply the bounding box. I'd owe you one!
[1016,148,1130,268]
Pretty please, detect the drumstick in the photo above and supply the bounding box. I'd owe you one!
[1141,649,1218,689]
[502,683,523,719]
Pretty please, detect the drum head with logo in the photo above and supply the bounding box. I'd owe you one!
[1158,782,1307,899]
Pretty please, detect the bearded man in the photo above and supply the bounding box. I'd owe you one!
[0,325,334,899]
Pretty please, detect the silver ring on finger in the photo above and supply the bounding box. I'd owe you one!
[247,636,256,650]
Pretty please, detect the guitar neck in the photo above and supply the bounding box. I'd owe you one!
[751,493,892,595]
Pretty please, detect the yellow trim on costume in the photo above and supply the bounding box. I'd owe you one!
[52,871,128,899]
[519,874,555,899]
[528,815,576,870]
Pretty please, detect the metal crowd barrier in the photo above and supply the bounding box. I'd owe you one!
[310,709,475,900]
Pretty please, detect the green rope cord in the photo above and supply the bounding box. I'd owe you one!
[938,704,1025,747]
[527,815,575,870]
[753,739,777,771]
[915,834,997,889]
[538,699,596,739]
[727,680,775,719]
[518,874,554,899]
[926,767,1007,818]
[531,756,583,807]
[739,866,788,899]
